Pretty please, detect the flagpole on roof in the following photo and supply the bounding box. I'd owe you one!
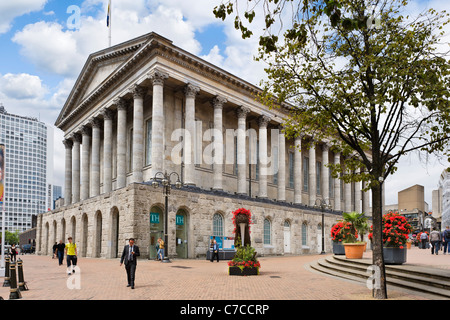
[107,0,112,47]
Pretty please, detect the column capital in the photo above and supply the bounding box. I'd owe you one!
[258,115,271,128]
[131,84,146,99]
[184,83,200,98]
[80,125,91,136]
[70,132,82,143]
[211,95,227,109]
[236,106,250,119]
[63,139,73,149]
[148,69,169,86]
[100,108,114,120]
[322,143,329,152]
[89,117,102,129]
[115,97,129,111]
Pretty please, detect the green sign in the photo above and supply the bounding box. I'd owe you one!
[176,215,184,226]
[150,212,160,224]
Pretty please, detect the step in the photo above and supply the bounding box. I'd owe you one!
[311,257,450,299]
[330,256,450,290]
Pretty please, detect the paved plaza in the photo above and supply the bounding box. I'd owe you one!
[1,246,448,303]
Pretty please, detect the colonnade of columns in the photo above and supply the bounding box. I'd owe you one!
[62,69,371,213]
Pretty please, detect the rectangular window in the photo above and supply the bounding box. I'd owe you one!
[303,156,309,192]
[316,161,321,195]
[288,152,294,188]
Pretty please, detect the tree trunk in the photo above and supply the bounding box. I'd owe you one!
[371,182,388,299]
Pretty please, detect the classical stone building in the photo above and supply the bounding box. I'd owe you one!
[36,32,373,259]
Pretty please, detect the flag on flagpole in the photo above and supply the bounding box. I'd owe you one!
[107,0,111,27]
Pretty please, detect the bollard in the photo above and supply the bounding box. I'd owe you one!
[17,259,28,291]
[2,257,10,287]
[8,262,22,299]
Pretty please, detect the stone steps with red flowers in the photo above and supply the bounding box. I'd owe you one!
[309,255,450,299]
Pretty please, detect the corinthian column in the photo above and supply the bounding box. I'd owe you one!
[90,118,101,197]
[277,125,286,202]
[211,95,226,191]
[333,152,341,210]
[116,98,128,189]
[322,143,329,205]
[236,106,250,195]
[294,135,302,204]
[308,141,316,206]
[131,84,146,184]
[258,115,270,199]
[81,125,91,200]
[63,138,73,206]
[71,133,81,203]
[149,69,168,178]
[102,108,114,193]
[184,83,200,186]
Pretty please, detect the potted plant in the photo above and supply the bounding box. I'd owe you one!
[341,212,368,259]
[228,208,261,276]
[228,244,261,276]
[381,211,412,264]
[340,221,366,259]
[330,222,346,255]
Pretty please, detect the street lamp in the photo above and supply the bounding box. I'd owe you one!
[151,171,183,263]
[314,198,331,254]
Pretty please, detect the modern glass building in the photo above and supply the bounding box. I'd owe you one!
[0,104,53,233]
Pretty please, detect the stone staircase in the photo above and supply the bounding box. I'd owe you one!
[309,255,450,299]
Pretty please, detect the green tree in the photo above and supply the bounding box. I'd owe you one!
[214,0,450,299]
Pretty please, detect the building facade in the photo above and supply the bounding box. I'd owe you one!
[0,105,52,233]
[36,32,374,259]
[436,169,450,229]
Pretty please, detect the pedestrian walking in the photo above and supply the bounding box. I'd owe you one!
[155,239,160,261]
[120,238,140,289]
[56,240,65,266]
[430,228,441,255]
[210,237,220,262]
[443,226,450,255]
[65,237,78,275]
[420,232,428,249]
[10,244,17,262]
[158,238,164,262]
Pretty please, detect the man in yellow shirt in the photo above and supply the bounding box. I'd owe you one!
[65,237,78,275]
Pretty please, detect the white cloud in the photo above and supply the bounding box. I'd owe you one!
[0,0,47,34]
[0,73,48,100]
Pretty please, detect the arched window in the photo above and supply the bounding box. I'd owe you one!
[212,213,224,238]
[264,218,271,245]
[302,222,308,246]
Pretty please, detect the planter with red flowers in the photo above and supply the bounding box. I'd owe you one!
[369,211,413,264]
[228,208,260,276]
[330,222,346,255]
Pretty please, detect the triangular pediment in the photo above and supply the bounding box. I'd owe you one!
[55,32,173,128]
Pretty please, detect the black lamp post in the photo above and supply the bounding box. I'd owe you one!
[314,198,331,255]
[151,171,183,263]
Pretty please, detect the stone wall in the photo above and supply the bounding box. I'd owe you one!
[37,183,342,260]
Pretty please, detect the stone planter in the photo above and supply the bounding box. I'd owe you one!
[228,267,259,276]
[332,242,346,255]
[343,243,366,259]
[383,247,407,265]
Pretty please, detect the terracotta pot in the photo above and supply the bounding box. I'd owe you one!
[406,242,411,249]
[343,243,366,259]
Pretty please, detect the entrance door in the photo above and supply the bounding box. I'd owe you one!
[176,210,188,259]
[149,206,164,260]
[283,221,291,254]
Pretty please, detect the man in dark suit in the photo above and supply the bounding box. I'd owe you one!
[120,238,140,289]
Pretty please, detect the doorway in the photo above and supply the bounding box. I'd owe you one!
[176,209,188,259]
[283,220,291,254]
[149,206,164,260]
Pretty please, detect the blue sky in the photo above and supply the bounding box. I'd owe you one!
[0,0,448,208]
